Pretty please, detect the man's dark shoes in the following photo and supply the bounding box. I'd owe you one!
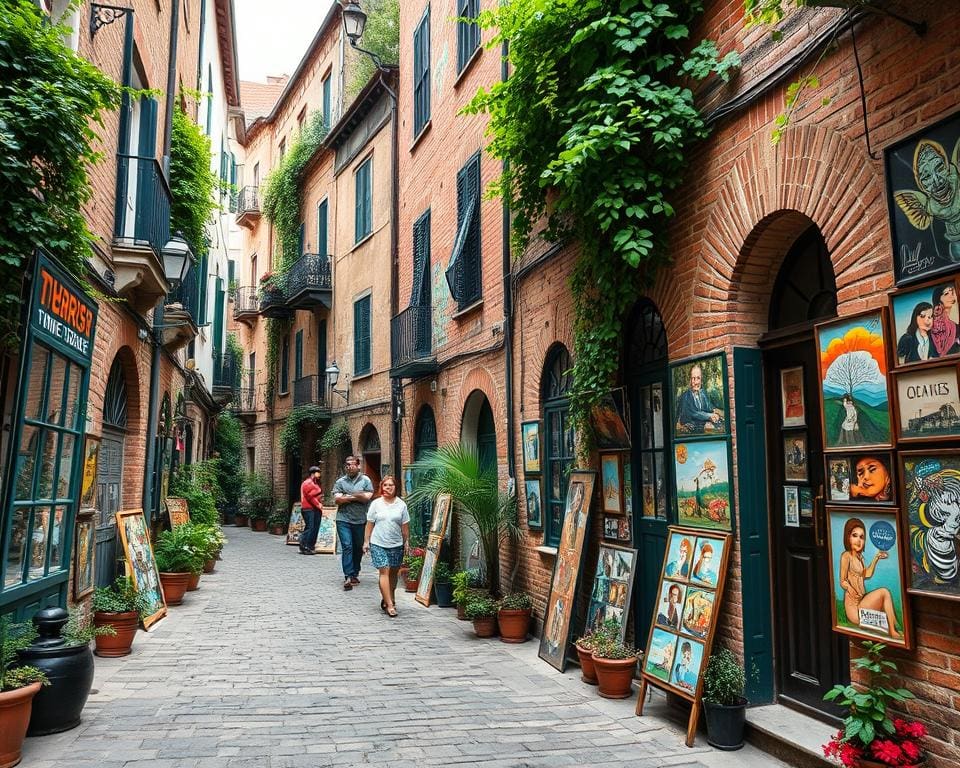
[343,579,353,590]
[350,576,360,585]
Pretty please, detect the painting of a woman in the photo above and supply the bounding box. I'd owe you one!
[897,302,939,364]
[931,284,960,357]
[849,456,893,502]
[666,537,692,579]
[838,518,903,640]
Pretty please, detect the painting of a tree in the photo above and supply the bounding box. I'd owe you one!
[823,350,884,396]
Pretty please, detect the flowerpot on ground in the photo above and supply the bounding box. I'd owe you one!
[234,514,249,527]
[592,654,636,699]
[702,647,748,750]
[0,682,42,768]
[434,582,454,607]
[250,519,267,532]
[404,578,419,593]
[472,616,497,638]
[703,698,747,750]
[203,559,216,574]
[269,525,284,535]
[92,611,138,658]
[186,572,201,592]
[465,597,498,638]
[496,593,533,644]
[576,644,598,685]
[159,572,190,605]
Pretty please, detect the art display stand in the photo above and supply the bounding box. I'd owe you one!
[416,494,452,607]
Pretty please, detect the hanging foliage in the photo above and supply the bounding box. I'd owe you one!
[319,419,351,455]
[279,404,330,457]
[170,101,217,257]
[346,0,400,100]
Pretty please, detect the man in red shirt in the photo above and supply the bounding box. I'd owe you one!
[299,466,323,555]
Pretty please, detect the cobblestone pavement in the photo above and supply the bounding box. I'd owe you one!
[22,528,792,768]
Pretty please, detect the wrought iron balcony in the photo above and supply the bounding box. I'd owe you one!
[229,375,261,421]
[235,186,261,228]
[166,259,202,326]
[285,253,333,310]
[213,352,242,397]
[293,374,331,410]
[233,286,259,324]
[258,279,291,319]
[390,304,437,378]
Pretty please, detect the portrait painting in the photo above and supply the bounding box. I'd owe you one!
[590,390,631,450]
[600,453,623,514]
[671,353,728,437]
[827,454,896,505]
[815,310,892,450]
[784,433,808,481]
[73,511,95,600]
[521,421,541,474]
[79,435,100,510]
[116,510,166,629]
[890,278,960,365]
[539,470,596,671]
[645,628,679,683]
[894,363,960,441]
[664,532,694,582]
[585,545,636,644]
[784,486,800,528]
[826,507,912,648]
[681,588,716,640]
[603,516,618,539]
[781,366,806,427]
[689,536,724,588]
[899,451,960,601]
[429,493,452,537]
[525,479,543,529]
[655,580,686,632]
[674,440,733,531]
[669,637,706,695]
[885,111,960,286]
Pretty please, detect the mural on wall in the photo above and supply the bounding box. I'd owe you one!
[886,111,960,286]
[816,310,892,450]
[890,277,960,363]
[673,440,732,531]
[671,353,728,437]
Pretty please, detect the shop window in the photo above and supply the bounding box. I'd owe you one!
[542,344,574,548]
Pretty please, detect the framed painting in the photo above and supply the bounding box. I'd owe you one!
[885,110,960,286]
[815,309,893,451]
[524,479,543,529]
[780,366,806,427]
[415,532,443,607]
[603,515,619,540]
[799,487,814,521]
[79,435,100,510]
[315,509,338,554]
[825,506,913,649]
[286,503,305,546]
[590,390,631,450]
[623,461,633,515]
[899,450,960,601]
[539,470,596,672]
[428,493,452,538]
[584,545,637,644]
[617,516,631,544]
[165,497,190,529]
[784,486,800,528]
[889,277,960,365]
[673,439,733,531]
[826,452,897,505]
[600,452,624,514]
[671,352,729,438]
[73,511,96,601]
[521,420,541,474]
[783,433,808,481]
[116,510,166,629]
[893,362,960,442]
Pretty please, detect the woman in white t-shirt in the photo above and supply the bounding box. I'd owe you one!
[363,476,409,617]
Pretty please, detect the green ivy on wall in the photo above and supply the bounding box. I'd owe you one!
[170,101,217,258]
[346,0,399,101]
[319,419,351,454]
[464,0,739,454]
[279,404,331,457]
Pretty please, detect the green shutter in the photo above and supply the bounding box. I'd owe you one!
[354,296,371,374]
[318,200,328,257]
[213,278,225,354]
[295,330,303,381]
[411,210,431,306]
[197,255,209,324]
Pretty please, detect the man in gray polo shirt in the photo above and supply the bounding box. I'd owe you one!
[333,456,374,590]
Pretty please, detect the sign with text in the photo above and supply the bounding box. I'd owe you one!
[31,251,98,362]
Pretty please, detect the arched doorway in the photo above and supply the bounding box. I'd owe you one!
[623,300,670,644]
[460,390,496,571]
[359,423,382,493]
[96,357,127,587]
[411,405,438,538]
[758,218,848,714]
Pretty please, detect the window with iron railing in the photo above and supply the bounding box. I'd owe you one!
[413,7,431,137]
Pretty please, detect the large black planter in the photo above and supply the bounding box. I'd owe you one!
[18,608,95,736]
[703,698,747,751]
[434,582,454,607]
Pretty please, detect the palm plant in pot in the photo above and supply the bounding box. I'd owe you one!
[702,647,748,750]
[154,526,204,605]
[91,577,152,657]
[464,596,498,638]
[0,618,48,768]
[433,562,455,607]
[496,592,532,643]
[591,636,639,699]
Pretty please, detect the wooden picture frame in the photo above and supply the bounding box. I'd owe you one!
[600,452,624,514]
[898,449,960,601]
[521,420,541,474]
[315,508,338,554]
[286,503,305,546]
[889,276,960,366]
[672,439,734,531]
[603,515,619,540]
[824,506,913,649]
[116,509,166,629]
[892,361,960,442]
[780,366,806,427]
[637,527,732,746]
[79,434,100,511]
[783,432,808,481]
[825,451,897,506]
[417,494,453,606]
[815,308,893,452]
[584,545,637,644]
[73,510,96,600]
[165,497,190,529]
[590,390,631,450]
[539,470,596,672]
[524,478,543,530]
[670,352,729,439]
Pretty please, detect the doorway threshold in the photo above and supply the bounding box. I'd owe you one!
[746,703,835,768]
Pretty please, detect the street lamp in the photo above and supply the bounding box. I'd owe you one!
[326,360,350,403]
[341,1,367,45]
[161,232,193,289]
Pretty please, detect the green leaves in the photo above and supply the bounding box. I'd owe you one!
[170,103,216,258]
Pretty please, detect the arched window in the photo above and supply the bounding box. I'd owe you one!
[768,224,837,331]
[103,358,128,430]
[542,344,573,548]
[414,405,438,458]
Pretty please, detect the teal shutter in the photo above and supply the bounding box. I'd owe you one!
[411,210,431,306]
[197,255,209,324]
[322,75,331,129]
[354,296,371,374]
[134,97,159,242]
[355,160,372,243]
[295,330,303,380]
[213,278,225,353]
[317,200,328,257]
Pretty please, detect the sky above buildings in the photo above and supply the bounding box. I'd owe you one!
[234,0,335,82]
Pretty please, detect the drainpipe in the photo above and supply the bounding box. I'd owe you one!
[501,40,515,480]
[161,0,181,175]
[383,71,402,482]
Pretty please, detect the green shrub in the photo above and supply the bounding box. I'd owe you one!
[92,577,154,617]
[464,597,498,621]
[592,638,639,661]
[434,562,453,584]
[0,617,48,691]
[154,527,204,574]
[703,647,746,705]
[498,592,532,611]
[170,460,220,525]
[62,607,114,644]
[213,413,244,512]
[241,472,273,520]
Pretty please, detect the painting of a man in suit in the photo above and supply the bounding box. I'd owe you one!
[675,363,724,434]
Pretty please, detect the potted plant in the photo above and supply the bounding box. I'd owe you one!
[464,596,498,638]
[267,508,288,535]
[195,525,225,572]
[91,577,150,657]
[404,554,424,593]
[0,618,48,768]
[702,647,748,750]
[433,562,455,607]
[241,472,272,531]
[452,571,484,620]
[823,641,926,768]
[574,632,601,685]
[154,526,203,605]
[497,592,532,643]
[591,637,639,699]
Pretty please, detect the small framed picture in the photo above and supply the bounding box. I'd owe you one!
[892,362,960,442]
[79,435,100,511]
[600,452,624,514]
[524,479,543,530]
[826,453,896,505]
[617,517,631,543]
[73,511,96,600]
[780,366,805,427]
[890,276,960,366]
[783,433,808,481]
[603,516,619,540]
[799,487,814,519]
[783,486,800,528]
[671,352,729,438]
[521,421,541,474]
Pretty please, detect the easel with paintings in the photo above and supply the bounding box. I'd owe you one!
[416,493,452,607]
[635,526,732,746]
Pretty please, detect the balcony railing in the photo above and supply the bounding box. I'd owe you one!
[258,282,291,318]
[114,154,171,256]
[213,352,242,392]
[235,186,260,227]
[293,374,330,408]
[166,260,201,325]
[233,286,259,321]
[390,304,437,378]
[229,375,261,416]
[285,254,333,310]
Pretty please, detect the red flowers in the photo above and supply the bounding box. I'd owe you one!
[823,720,927,767]
[409,547,425,558]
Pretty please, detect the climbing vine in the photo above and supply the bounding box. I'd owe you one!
[279,404,330,457]
[319,419,351,454]
[264,316,291,406]
[170,101,217,258]
[346,0,399,100]
[464,0,739,447]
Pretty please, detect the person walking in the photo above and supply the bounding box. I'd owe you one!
[333,455,373,590]
[299,466,323,555]
[362,476,409,617]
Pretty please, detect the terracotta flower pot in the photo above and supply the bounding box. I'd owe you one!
[497,608,531,644]
[0,682,42,768]
[159,572,190,605]
[270,525,285,535]
[186,572,201,591]
[404,578,420,593]
[92,611,139,658]
[250,519,267,532]
[234,514,249,527]
[203,559,216,574]
[576,645,598,685]
[472,616,497,638]
[457,603,469,621]
[592,655,637,699]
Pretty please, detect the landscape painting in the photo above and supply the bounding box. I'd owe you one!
[894,364,960,441]
[645,628,678,683]
[673,440,732,531]
[816,311,892,450]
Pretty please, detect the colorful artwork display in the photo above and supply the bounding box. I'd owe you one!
[539,470,596,672]
[784,433,808,481]
[825,507,913,648]
[286,503,305,546]
[590,390,631,450]
[671,353,728,437]
[116,510,166,629]
[885,111,960,286]
[315,512,337,554]
[781,366,806,427]
[673,440,732,530]
[890,278,960,363]
[165,497,190,529]
[585,545,636,643]
[894,363,960,441]
[645,628,678,683]
[827,453,896,504]
[524,479,542,529]
[73,512,95,600]
[899,452,960,601]
[521,421,541,473]
[600,453,624,514]
[79,435,99,510]
[784,486,800,528]
[816,311,892,450]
